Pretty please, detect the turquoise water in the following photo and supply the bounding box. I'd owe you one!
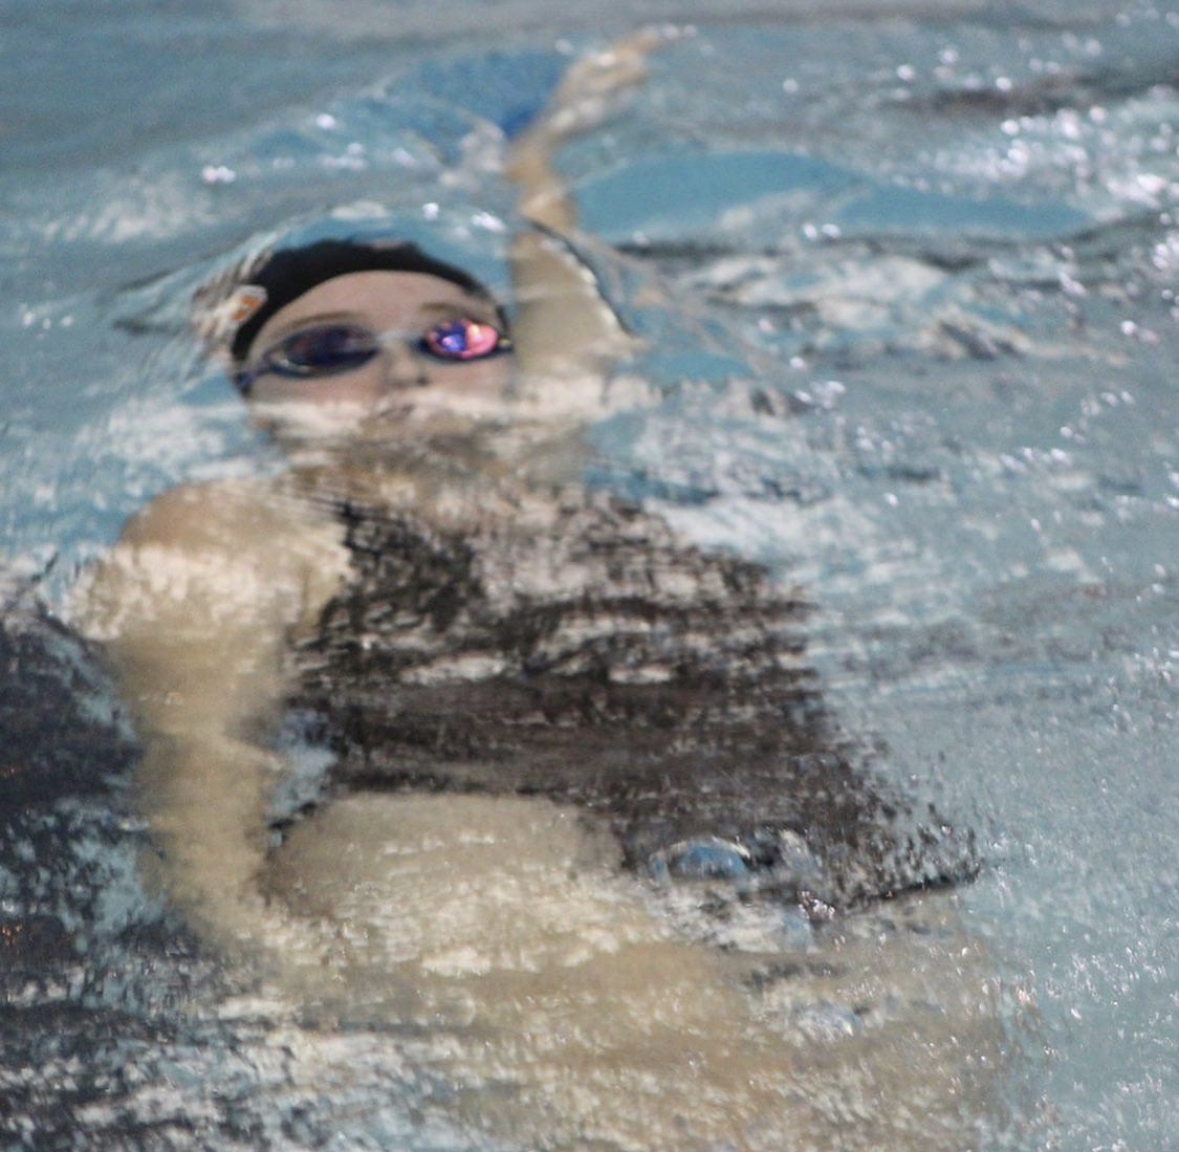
[2,1,1177,1148]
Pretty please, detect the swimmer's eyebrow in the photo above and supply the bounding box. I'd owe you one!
[262,311,360,344]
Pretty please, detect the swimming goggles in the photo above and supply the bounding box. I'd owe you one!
[234,317,512,393]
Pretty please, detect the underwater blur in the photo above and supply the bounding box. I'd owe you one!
[2,0,1177,1148]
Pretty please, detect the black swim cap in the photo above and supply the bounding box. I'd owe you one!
[229,238,498,362]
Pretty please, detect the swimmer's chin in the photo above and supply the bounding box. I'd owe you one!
[247,395,493,451]
[246,371,639,490]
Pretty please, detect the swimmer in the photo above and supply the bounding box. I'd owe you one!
[77,31,1002,1152]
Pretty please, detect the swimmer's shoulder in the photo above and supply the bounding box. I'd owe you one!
[83,476,349,638]
[119,475,336,554]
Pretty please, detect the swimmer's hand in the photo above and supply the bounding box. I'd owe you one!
[544,27,671,138]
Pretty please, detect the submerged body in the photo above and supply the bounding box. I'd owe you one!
[77,411,999,1148]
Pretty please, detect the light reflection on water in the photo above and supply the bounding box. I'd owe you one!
[1,2,1177,1149]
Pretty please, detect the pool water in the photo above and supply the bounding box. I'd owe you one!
[2,0,1177,1148]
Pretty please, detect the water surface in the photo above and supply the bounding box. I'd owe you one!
[1,1,1177,1148]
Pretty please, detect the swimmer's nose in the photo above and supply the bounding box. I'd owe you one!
[380,342,429,390]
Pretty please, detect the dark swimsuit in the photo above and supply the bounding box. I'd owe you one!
[286,490,976,914]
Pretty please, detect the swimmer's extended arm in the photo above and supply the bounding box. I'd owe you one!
[506,29,662,234]
[504,31,665,381]
[74,478,349,950]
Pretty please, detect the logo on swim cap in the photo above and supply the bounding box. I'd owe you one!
[196,283,269,348]
[224,284,268,325]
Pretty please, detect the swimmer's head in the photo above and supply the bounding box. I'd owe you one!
[214,238,514,415]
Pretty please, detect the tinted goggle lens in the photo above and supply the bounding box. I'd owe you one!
[271,324,377,375]
[422,318,504,361]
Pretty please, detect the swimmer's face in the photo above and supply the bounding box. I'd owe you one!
[240,271,513,418]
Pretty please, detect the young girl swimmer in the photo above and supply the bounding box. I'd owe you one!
[78,30,1002,1152]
